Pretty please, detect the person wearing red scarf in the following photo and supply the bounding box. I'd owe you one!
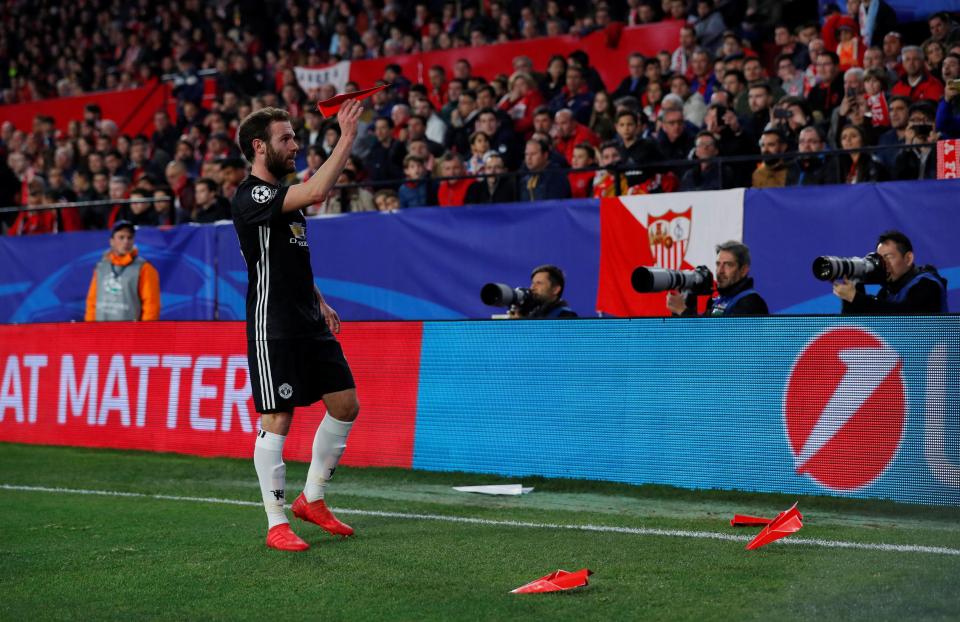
[498,71,545,138]
[553,109,600,166]
[437,153,474,207]
[7,178,57,236]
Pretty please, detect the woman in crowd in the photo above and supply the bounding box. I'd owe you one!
[589,90,616,141]
[544,55,567,101]
[838,124,889,183]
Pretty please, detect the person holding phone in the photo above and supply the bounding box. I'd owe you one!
[935,53,960,138]
[894,101,939,180]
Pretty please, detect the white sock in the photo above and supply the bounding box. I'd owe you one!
[254,429,288,528]
[303,413,354,502]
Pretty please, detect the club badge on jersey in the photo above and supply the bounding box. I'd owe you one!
[289,222,308,247]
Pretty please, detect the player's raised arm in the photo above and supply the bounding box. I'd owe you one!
[283,98,363,212]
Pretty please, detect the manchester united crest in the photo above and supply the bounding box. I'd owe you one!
[288,221,308,246]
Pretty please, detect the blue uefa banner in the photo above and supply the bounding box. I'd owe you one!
[0,225,219,323]
[413,316,960,506]
[215,200,600,321]
[2,181,959,322]
[744,180,960,315]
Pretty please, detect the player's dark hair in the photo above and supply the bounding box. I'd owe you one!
[237,107,291,163]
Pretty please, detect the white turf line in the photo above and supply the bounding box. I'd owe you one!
[3,483,959,557]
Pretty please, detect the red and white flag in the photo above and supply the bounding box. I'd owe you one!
[937,139,960,179]
[596,189,745,317]
[294,61,351,95]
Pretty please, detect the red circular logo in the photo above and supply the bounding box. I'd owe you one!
[783,327,905,491]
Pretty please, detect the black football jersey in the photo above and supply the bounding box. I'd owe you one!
[231,174,332,341]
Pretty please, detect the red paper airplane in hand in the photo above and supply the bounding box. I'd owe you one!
[511,568,593,594]
[316,84,391,118]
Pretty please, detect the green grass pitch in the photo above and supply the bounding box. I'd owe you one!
[2,443,959,621]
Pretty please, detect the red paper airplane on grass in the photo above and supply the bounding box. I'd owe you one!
[511,568,593,594]
[745,502,803,550]
[316,84,391,117]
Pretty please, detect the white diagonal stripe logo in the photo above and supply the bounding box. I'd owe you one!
[795,346,900,471]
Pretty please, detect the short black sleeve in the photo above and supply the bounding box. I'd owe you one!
[232,178,290,225]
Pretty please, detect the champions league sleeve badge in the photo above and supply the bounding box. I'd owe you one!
[252,185,274,204]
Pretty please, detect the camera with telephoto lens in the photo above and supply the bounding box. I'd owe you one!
[812,252,886,283]
[481,283,536,313]
[631,266,714,295]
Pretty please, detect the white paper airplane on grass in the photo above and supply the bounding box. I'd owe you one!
[452,484,534,496]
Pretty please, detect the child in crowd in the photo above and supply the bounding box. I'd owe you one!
[864,69,890,128]
[568,143,596,198]
[398,155,436,208]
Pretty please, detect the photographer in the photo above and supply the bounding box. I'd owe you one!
[834,231,948,314]
[666,241,769,316]
[510,265,578,319]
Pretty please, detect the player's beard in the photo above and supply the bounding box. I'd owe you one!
[265,143,295,180]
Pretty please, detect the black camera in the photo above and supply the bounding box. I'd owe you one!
[913,123,933,137]
[773,107,792,120]
[481,283,535,312]
[631,266,714,295]
[812,252,886,283]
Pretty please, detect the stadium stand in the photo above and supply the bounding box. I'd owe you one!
[2,1,959,233]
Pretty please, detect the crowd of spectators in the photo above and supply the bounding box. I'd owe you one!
[2,0,960,235]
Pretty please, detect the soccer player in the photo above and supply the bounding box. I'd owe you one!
[232,99,363,551]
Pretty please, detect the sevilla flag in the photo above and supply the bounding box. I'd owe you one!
[596,189,745,317]
[937,139,960,179]
[316,84,391,118]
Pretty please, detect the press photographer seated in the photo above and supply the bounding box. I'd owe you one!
[512,265,578,319]
[833,230,948,314]
[666,241,769,316]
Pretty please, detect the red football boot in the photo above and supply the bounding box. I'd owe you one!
[265,523,310,551]
[292,493,354,537]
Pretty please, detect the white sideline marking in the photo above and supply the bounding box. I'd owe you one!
[3,483,959,557]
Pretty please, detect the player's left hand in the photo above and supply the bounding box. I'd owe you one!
[315,287,341,333]
[320,301,341,333]
[336,98,363,138]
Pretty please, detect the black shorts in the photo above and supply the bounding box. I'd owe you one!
[248,338,356,414]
